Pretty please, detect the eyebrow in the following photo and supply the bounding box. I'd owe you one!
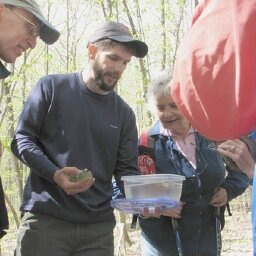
[107,53,131,62]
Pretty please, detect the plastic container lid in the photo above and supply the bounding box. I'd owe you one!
[111,197,179,215]
[121,174,185,184]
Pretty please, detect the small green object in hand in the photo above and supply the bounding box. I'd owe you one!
[69,169,93,182]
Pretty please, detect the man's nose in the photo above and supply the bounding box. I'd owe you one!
[115,62,127,73]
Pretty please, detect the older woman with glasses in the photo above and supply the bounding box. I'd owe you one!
[139,69,250,256]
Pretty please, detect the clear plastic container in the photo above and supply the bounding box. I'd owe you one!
[121,174,185,201]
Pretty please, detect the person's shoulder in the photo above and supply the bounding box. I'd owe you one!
[34,73,80,93]
[37,72,77,84]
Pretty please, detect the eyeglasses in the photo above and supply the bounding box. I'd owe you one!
[10,8,41,37]
[166,136,207,188]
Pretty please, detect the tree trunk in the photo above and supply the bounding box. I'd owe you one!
[4,192,20,228]
[66,0,70,72]
[160,0,167,69]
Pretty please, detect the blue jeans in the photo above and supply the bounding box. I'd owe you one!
[15,211,115,256]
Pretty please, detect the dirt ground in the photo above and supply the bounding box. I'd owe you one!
[0,188,253,256]
[113,210,252,256]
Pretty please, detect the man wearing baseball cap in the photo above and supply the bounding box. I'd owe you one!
[86,21,148,58]
[11,21,147,255]
[0,0,59,240]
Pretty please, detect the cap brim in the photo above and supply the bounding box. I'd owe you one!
[128,40,148,58]
[108,35,148,58]
[33,14,60,45]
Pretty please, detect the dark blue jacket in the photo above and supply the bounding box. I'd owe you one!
[139,122,249,256]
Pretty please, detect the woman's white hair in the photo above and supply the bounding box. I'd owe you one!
[147,69,173,112]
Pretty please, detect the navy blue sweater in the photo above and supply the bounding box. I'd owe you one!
[11,72,139,223]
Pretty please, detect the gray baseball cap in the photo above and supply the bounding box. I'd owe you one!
[2,0,60,44]
[87,21,148,58]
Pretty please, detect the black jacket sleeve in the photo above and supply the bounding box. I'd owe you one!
[221,169,249,201]
[0,178,8,239]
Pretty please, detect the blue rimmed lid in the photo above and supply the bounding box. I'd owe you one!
[111,197,179,215]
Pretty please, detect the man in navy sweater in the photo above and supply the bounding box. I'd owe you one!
[11,21,148,256]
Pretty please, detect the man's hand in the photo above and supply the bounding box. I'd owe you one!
[53,167,95,195]
[217,139,254,178]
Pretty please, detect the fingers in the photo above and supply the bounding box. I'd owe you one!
[217,139,255,177]
[230,145,235,153]
[53,167,80,185]
[217,140,237,156]
[141,207,161,218]
[65,178,95,195]
[217,139,247,158]
[161,203,183,218]
[140,202,184,219]
[209,188,228,207]
[54,167,95,195]
[217,140,246,164]
[210,201,226,207]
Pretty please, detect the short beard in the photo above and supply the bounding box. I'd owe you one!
[93,60,119,92]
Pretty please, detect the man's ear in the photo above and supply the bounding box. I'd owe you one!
[87,44,97,59]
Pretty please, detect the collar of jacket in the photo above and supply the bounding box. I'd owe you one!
[0,61,11,79]
[149,121,161,137]
[150,121,200,138]
[149,121,205,148]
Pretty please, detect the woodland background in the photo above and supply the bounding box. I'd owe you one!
[0,0,253,255]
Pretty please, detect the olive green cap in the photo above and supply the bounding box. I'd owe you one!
[2,0,60,44]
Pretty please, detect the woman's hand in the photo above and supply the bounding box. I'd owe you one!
[161,202,184,218]
[140,202,184,219]
[209,187,228,207]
